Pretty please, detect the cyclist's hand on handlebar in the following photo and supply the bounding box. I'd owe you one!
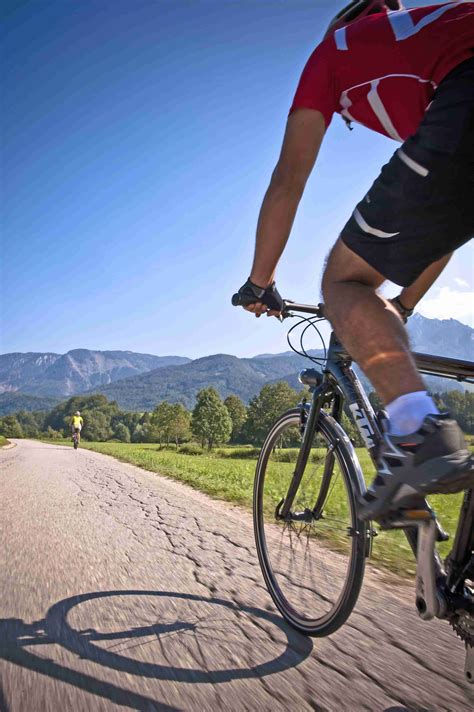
[231,279,283,317]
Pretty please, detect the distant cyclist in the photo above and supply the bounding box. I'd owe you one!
[233,1,474,520]
[71,411,83,444]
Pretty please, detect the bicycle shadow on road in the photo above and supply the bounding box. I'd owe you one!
[0,589,313,710]
[385,708,430,712]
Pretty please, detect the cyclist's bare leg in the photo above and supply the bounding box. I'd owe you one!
[322,239,424,406]
[323,241,473,517]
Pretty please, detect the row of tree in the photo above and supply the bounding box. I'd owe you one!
[0,386,473,447]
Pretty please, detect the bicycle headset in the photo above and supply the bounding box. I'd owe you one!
[324,0,404,39]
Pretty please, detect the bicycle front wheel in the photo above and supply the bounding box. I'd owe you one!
[254,408,367,636]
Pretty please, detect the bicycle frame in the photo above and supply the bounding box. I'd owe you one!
[279,303,474,590]
[264,300,474,679]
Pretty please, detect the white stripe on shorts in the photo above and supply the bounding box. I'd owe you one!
[353,208,400,239]
[397,148,429,177]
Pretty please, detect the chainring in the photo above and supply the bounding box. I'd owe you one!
[449,610,474,647]
[449,588,474,648]
[447,570,474,646]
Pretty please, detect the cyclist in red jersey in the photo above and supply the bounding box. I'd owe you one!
[233,1,474,521]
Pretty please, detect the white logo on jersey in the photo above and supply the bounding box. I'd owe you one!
[388,3,463,41]
[339,74,436,141]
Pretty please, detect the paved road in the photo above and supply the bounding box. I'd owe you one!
[0,440,472,711]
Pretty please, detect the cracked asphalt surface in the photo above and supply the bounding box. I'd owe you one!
[0,439,473,711]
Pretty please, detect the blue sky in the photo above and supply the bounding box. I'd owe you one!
[2,0,472,358]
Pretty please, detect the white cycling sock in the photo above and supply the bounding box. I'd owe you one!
[386,391,440,436]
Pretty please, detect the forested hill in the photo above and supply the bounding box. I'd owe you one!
[0,392,60,416]
[90,352,321,411]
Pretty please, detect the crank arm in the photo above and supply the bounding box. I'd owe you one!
[415,516,441,620]
[382,510,446,620]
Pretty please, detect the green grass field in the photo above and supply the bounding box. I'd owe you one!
[0,435,10,447]
[54,439,465,579]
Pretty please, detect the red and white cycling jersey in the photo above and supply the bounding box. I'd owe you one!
[290,2,474,141]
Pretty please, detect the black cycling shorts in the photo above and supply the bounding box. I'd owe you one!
[340,57,474,287]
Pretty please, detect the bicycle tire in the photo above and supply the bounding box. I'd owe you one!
[254,407,367,636]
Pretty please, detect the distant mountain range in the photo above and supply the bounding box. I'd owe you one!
[0,314,472,414]
[93,352,320,410]
[0,350,190,398]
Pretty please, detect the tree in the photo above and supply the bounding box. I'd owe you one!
[151,402,175,446]
[191,388,232,449]
[112,412,142,440]
[81,410,113,441]
[434,391,474,434]
[168,404,191,448]
[243,382,299,445]
[224,395,247,443]
[151,402,191,448]
[131,424,146,443]
[131,412,157,443]
[114,422,131,443]
[0,416,24,438]
[15,411,40,438]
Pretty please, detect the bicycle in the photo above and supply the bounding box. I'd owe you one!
[245,299,474,683]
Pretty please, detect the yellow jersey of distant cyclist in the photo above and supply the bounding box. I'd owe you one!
[72,416,83,429]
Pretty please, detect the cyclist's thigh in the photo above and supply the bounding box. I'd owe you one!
[323,238,385,289]
[340,58,474,287]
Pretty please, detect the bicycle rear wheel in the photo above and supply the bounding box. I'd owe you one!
[254,408,367,636]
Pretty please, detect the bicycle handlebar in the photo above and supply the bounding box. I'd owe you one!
[231,293,325,319]
[231,292,257,307]
[281,301,325,319]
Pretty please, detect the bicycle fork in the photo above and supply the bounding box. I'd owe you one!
[277,392,324,521]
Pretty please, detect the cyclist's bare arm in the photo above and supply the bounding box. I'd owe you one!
[247,109,326,316]
[397,252,453,311]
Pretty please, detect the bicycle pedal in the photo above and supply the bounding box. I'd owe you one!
[403,509,432,521]
[378,508,432,530]
[378,508,449,541]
